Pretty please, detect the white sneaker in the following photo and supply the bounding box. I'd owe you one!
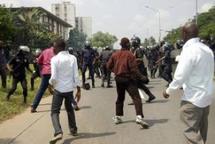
[136,116,149,129]
[112,116,123,124]
[49,133,63,144]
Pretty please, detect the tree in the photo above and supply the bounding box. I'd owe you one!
[163,6,215,44]
[142,38,149,47]
[142,37,156,47]
[67,28,87,51]
[0,7,16,42]
[149,36,156,46]
[90,31,118,48]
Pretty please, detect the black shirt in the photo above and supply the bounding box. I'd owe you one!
[8,53,30,79]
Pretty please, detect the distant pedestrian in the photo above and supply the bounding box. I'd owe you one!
[81,41,96,88]
[49,39,81,144]
[100,46,112,88]
[0,41,7,88]
[107,37,149,129]
[31,44,55,113]
[163,22,214,144]
[6,46,32,104]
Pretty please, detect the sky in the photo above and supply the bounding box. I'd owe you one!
[0,0,214,41]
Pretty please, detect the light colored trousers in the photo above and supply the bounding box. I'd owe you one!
[180,101,210,144]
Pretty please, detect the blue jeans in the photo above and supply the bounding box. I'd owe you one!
[32,74,51,109]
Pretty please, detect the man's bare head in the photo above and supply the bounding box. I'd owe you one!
[182,22,199,42]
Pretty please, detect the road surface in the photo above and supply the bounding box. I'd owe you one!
[0,78,215,144]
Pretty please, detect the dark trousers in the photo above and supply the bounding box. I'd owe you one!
[162,65,172,84]
[0,68,7,88]
[51,90,77,136]
[32,75,50,109]
[150,66,158,79]
[180,101,210,144]
[138,61,148,77]
[137,80,154,98]
[115,76,143,117]
[30,71,40,90]
[7,77,27,100]
[82,63,94,85]
[101,64,111,86]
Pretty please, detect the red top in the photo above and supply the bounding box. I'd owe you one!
[37,47,54,75]
[107,49,138,77]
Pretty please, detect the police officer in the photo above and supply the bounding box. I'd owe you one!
[147,46,159,79]
[94,49,101,78]
[7,46,32,104]
[100,46,113,88]
[81,41,96,88]
[131,36,149,78]
[131,36,156,103]
[0,41,7,88]
[31,49,41,90]
[161,42,173,86]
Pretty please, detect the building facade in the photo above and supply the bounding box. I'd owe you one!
[51,1,76,28]
[76,17,92,38]
[12,7,72,40]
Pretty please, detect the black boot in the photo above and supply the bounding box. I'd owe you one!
[146,95,156,103]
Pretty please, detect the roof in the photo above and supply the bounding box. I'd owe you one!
[10,7,72,27]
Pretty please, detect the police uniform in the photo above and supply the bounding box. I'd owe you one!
[161,46,173,85]
[81,47,96,88]
[7,50,32,103]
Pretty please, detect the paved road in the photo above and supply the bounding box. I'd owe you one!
[0,78,215,144]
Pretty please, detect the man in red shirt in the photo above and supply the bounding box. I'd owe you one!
[31,44,55,113]
[107,37,149,129]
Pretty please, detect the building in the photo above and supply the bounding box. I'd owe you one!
[11,7,72,40]
[76,17,92,38]
[51,1,76,28]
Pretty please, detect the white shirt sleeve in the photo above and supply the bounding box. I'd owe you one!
[166,46,195,95]
[49,58,57,87]
[73,57,81,88]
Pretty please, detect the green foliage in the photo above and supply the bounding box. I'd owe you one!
[198,7,215,39]
[13,8,59,49]
[0,7,15,42]
[67,28,87,50]
[163,28,181,44]
[163,6,215,44]
[0,7,59,50]
[0,70,49,122]
[90,31,118,48]
[142,36,157,47]
[142,38,149,47]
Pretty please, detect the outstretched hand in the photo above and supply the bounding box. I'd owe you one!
[163,90,170,99]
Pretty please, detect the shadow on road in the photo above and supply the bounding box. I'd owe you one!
[79,106,92,110]
[0,138,19,144]
[144,99,169,104]
[62,132,116,144]
[36,106,92,113]
[122,118,168,127]
[128,99,169,106]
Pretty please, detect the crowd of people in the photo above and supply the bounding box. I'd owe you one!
[0,21,214,144]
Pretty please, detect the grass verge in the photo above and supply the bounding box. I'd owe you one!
[0,72,49,123]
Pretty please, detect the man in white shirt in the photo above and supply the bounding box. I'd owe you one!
[49,39,81,144]
[163,22,214,144]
